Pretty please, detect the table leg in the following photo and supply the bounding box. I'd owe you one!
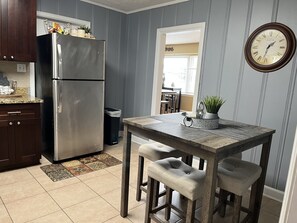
[249,135,272,222]
[201,156,218,223]
[120,126,132,217]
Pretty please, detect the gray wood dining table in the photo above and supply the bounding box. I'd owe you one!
[120,113,275,223]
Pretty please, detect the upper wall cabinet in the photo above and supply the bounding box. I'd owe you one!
[0,0,36,62]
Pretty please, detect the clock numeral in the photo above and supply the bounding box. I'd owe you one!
[256,39,261,42]
[252,46,258,49]
[264,58,268,64]
[269,31,273,36]
[257,56,262,61]
[279,39,285,42]
[280,46,285,49]
[262,33,266,38]
[277,52,282,56]
[253,51,258,56]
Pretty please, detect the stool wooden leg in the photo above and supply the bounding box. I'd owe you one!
[136,156,144,201]
[165,187,173,221]
[145,177,155,223]
[152,181,160,207]
[199,158,205,170]
[232,195,242,223]
[186,199,196,223]
[218,189,229,217]
[182,155,193,166]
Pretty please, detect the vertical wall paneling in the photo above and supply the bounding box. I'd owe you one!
[133,11,150,116]
[196,0,212,99]
[176,0,193,25]
[215,0,231,96]
[119,14,128,118]
[39,0,59,14]
[192,0,211,24]
[58,0,76,18]
[271,0,297,190]
[236,0,274,164]
[162,4,177,27]
[144,8,164,116]
[105,11,122,109]
[123,14,139,117]
[199,0,230,97]
[37,0,41,11]
[219,0,251,121]
[92,6,107,40]
[76,0,93,23]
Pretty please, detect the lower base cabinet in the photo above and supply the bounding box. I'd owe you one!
[0,103,41,171]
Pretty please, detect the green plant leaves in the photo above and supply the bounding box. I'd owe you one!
[203,96,225,114]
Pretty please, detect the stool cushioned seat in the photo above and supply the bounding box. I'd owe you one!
[148,157,205,200]
[139,143,186,161]
[218,157,262,196]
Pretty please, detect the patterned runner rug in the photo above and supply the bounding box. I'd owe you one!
[40,153,122,182]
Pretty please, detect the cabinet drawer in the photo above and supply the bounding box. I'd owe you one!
[0,104,41,120]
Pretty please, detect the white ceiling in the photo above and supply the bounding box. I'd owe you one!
[166,30,200,44]
[81,0,189,14]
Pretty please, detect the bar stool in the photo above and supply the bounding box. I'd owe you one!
[217,157,262,223]
[145,157,205,223]
[136,143,191,205]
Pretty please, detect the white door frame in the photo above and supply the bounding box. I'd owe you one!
[151,22,206,115]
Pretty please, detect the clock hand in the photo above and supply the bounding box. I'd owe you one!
[263,41,276,58]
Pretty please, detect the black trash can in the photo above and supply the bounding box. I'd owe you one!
[104,108,121,145]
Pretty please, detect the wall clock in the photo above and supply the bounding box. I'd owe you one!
[244,22,296,73]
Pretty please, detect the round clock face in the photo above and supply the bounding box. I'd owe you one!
[245,23,296,73]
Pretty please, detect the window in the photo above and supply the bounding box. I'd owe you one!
[163,55,198,94]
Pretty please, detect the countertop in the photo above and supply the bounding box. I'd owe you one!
[0,88,43,104]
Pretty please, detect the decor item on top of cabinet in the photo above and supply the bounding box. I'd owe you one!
[44,21,95,39]
[244,22,296,73]
[182,96,225,130]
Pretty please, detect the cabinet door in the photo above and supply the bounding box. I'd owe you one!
[0,0,9,60]
[0,120,14,167]
[14,118,41,164]
[0,0,36,62]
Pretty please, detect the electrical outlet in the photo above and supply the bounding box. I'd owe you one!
[17,64,26,73]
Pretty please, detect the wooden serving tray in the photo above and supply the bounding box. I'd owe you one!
[0,94,22,98]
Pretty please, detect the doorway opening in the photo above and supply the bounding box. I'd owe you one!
[151,23,205,115]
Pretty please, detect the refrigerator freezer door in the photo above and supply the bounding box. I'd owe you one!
[53,80,104,161]
[52,34,105,80]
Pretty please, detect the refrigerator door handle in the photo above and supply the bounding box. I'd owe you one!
[57,44,63,79]
[57,82,63,113]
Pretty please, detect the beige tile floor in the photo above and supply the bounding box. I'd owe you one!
[0,141,282,223]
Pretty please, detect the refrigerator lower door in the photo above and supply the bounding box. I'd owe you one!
[53,80,104,161]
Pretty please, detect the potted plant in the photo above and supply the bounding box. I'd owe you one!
[202,96,225,119]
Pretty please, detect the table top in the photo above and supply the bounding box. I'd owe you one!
[123,113,275,157]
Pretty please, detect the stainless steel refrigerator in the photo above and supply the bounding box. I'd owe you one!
[36,33,105,162]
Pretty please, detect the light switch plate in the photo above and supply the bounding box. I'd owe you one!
[17,64,26,73]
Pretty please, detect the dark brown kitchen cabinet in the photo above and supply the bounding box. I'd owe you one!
[0,104,41,171]
[0,0,36,62]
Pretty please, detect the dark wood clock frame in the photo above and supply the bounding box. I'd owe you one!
[244,22,296,73]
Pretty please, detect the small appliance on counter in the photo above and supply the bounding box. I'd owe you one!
[36,33,105,162]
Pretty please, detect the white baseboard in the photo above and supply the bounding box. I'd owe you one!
[263,185,284,202]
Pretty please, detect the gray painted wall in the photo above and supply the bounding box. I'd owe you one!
[38,0,297,191]
[124,0,297,191]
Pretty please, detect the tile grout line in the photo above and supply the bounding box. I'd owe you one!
[26,167,75,223]
[1,196,14,223]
